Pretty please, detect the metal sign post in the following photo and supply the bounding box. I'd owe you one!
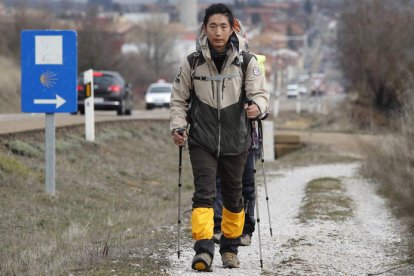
[45,113,55,194]
[21,30,77,195]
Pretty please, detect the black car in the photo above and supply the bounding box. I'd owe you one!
[76,70,133,115]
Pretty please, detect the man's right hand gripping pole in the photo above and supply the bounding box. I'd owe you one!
[172,128,187,147]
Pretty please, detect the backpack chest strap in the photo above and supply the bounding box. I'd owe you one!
[193,72,241,82]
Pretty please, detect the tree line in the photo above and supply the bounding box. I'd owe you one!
[0,3,178,95]
[338,0,414,118]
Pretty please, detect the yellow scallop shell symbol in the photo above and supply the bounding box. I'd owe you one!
[40,71,57,88]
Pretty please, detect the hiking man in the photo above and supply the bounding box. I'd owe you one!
[170,3,269,271]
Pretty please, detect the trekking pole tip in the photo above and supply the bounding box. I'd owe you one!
[270,228,273,237]
[260,259,263,269]
[177,250,181,259]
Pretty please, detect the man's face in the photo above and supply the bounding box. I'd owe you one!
[204,14,233,52]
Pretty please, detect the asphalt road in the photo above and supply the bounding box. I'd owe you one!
[0,94,344,135]
[0,109,171,135]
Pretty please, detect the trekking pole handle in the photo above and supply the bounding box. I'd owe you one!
[247,100,270,121]
[174,128,186,147]
[246,100,260,121]
[176,128,185,136]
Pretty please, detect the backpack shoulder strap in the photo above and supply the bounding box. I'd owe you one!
[241,50,256,76]
[187,50,201,71]
[186,50,202,102]
[240,51,256,95]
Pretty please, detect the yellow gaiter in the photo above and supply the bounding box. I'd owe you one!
[191,207,214,240]
[222,207,245,239]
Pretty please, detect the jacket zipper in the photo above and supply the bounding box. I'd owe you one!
[216,54,229,157]
[217,80,221,158]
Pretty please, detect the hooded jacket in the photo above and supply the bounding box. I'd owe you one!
[170,31,269,156]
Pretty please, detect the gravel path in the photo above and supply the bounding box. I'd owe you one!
[167,163,413,275]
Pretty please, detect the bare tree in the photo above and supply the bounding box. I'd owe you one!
[128,16,177,79]
[0,0,53,58]
[338,0,414,112]
[77,6,122,72]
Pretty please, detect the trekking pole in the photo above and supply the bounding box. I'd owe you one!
[249,119,264,269]
[253,138,264,269]
[258,120,273,237]
[176,129,185,259]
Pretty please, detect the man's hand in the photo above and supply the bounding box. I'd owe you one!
[245,102,260,119]
[172,128,187,146]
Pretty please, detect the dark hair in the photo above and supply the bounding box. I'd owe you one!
[203,3,234,28]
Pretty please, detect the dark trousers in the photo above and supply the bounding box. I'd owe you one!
[189,145,247,256]
[214,148,257,236]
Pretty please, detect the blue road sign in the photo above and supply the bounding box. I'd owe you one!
[21,30,77,113]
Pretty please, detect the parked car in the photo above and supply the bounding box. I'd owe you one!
[144,81,173,110]
[76,70,133,116]
[286,84,299,98]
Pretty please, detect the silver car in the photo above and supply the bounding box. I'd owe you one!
[145,81,173,110]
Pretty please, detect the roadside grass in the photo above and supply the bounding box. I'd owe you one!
[0,153,31,179]
[269,107,365,172]
[298,177,353,223]
[5,140,43,158]
[360,130,414,258]
[274,100,363,134]
[0,55,20,113]
[0,120,194,275]
[359,91,414,258]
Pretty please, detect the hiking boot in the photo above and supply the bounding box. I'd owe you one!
[221,252,240,268]
[212,232,222,244]
[191,252,213,272]
[239,234,251,246]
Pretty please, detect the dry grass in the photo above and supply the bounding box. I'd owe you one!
[298,177,353,223]
[0,56,20,113]
[273,96,365,134]
[360,93,414,257]
[0,120,194,275]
